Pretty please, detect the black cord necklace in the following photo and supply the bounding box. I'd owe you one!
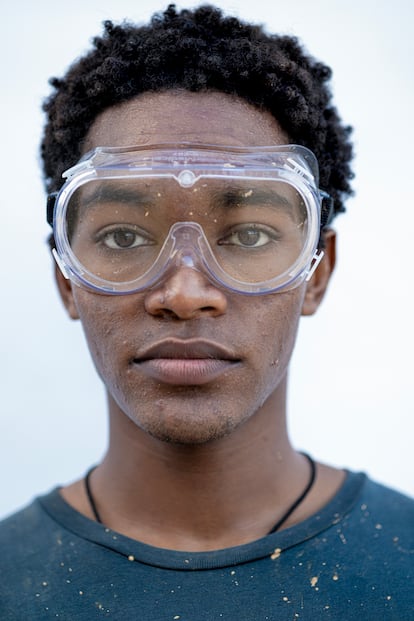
[84,466,101,524]
[268,453,316,533]
[84,453,316,534]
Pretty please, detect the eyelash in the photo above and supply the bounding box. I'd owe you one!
[96,226,154,249]
[93,221,281,252]
[218,224,280,248]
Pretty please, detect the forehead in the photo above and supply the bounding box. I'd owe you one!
[83,90,288,152]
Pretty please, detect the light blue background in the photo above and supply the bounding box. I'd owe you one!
[1,0,413,519]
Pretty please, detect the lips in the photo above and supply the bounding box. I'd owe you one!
[133,339,240,385]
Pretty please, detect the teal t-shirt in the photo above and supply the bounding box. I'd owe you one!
[0,471,413,620]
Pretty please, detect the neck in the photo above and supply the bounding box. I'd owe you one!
[89,383,314,550]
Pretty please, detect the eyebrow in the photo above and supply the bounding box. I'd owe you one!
[77,184,154,209]
[75,180,303,221]
[211,186,302,220]
[216,187,291,207]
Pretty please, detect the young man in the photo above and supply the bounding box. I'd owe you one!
[1,5,412,619]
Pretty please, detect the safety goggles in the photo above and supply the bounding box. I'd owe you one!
[47,143,333,296]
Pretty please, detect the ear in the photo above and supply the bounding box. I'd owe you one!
[301,229,336,316]
[54,262,80,320]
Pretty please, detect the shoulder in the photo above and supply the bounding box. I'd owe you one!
[336,473,414,544]
[333,474,414,583]
[356,476,414,529]
[0,489,96,619]
[0,493,60,565]
[0,497,49,542]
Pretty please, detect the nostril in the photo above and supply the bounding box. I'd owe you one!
[154,306,220,320]
[152,308,177,319]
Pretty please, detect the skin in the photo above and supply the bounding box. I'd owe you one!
[59,90,344,551]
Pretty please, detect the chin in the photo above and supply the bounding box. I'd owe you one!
[135,406,242,447]
[147,427,233,446]
[113,385,263,447]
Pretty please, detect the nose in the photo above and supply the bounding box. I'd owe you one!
[144,266,228,319]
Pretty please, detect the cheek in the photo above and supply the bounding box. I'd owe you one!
[246,288,305,382]
[72,290,134,379]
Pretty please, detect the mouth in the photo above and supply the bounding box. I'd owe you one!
[133,338,241,386]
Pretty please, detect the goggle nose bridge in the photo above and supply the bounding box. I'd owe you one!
[168,222,209,271]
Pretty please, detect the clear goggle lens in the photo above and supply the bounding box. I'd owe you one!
[51,144,325,295]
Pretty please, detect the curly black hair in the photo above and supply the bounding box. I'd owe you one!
[42,4,353,221]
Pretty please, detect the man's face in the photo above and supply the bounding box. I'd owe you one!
[59,91,323,445]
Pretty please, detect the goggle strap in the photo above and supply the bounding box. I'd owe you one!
[319,191,334,228]
[47,192,58,227]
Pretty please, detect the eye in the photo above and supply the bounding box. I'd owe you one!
[98,227,153,249]
[218,225,277,248]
